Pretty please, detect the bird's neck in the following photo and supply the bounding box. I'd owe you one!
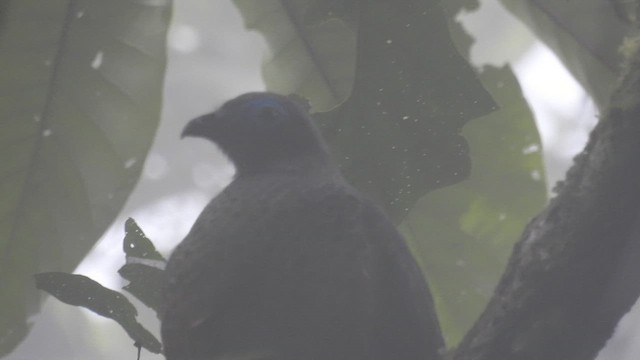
[233,149,335,178]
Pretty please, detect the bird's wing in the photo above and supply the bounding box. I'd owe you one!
[359,201,445,358]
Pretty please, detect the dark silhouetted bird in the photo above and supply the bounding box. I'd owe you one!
[160,92,444,360]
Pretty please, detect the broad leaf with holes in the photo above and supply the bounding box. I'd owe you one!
[314,0,496,222]
[404,65,547,345]
[233,0,496,221]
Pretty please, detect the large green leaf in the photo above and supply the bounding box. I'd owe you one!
[403,65,547,346]
[499,0,633,108]
[232,1,543,348]
[235,0,497,221]
[314,0,496,222]
[0,0,171,355]
[232,0,356,111]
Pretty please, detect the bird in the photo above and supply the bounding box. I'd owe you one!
[160,92,444,360]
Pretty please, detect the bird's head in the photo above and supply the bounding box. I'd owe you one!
[182,92,330,175]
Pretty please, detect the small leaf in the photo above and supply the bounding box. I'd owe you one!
[119,263,165,313]
[123,218,165,261]
[35,272,161,353]
[120,219,166,312]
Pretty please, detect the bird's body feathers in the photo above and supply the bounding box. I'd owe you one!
[161,92,443,360]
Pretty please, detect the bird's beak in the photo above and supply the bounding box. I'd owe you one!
[181,112,216,139]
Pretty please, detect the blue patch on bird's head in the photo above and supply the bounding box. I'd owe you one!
[242,97,285,112]
[240,96,289,124]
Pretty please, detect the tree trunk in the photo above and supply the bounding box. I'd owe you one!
[453,37,640,360]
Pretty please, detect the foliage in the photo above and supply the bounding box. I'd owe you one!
[499,0,632,108]
[36,219,166,353]
[404,65,546,344]
[32,0,543,353]
[0,0,171,356]
[4,0,632,358]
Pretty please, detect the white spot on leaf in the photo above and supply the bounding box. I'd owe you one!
[530,170,542,181]
[91,51,103,69]
[124,158,137,169]
[522,143,540,155]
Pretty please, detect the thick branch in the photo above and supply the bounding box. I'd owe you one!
[453,39,640,360]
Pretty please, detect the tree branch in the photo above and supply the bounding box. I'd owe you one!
[453,36,640,360]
